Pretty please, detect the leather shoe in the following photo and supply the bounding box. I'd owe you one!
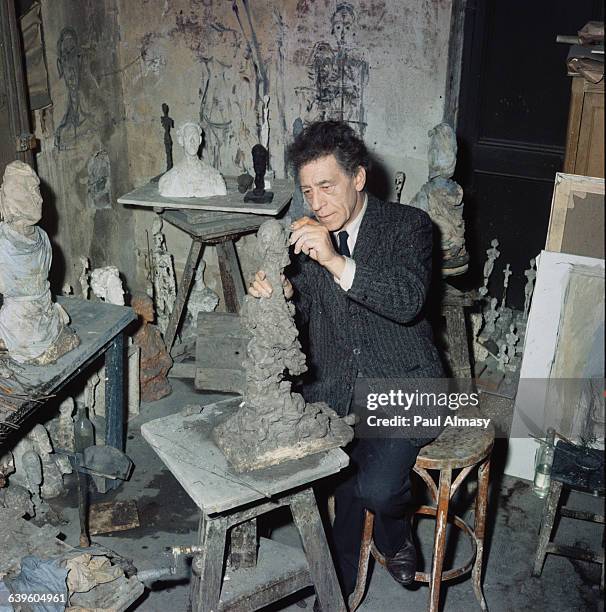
[384,534,417,586]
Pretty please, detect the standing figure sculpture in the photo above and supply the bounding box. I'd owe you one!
[479,238,500,297]
[410,123,468,275]
[158,121,226,198]
[523,257,537,318]
[244,145,274,204]
[151,219,176,336]
[213,220,353,472]
[161,103,174,173]
[394,171,406,204]
[501,263,512,309]
[0,162,79,364]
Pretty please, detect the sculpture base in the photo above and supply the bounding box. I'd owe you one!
[244,190,274,204]
[29,326,80,366]
[213,401,353,473]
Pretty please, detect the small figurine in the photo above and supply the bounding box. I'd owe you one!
[244,145,274,204]
[0,161,79,364]
[523,257,537,318]
[79,256,90,299]
[158,121,227,198]
[131,293,172,402]
[496,343,510,372]
[394,171,406,203]
[161,103,174,173]
[151,218,176,336]
[501,263,512,309]
[182,261,219,340]
[483,297,500,337]
[480,238,500,296]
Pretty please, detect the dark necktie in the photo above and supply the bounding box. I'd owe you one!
[337,230,351,257]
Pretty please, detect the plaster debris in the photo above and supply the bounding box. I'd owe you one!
[213,219,353,472]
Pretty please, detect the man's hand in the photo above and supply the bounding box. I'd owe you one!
[249,270,294,300]
[290,217,346,278]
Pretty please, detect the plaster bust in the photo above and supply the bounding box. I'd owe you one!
[0,161,79,364]
[158,121,227,198]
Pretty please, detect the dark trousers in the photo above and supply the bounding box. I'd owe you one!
[331,436,420,595]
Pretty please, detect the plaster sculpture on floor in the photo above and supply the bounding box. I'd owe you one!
[158,121,227,198]
[523,257,537,318]
[479,238,500,298]
[470,313,489,363]
[182,260,219,340]
[131,293,172,403]
[213,219,354,472]
[0,161,80,365]
[47,397,76,453]
[151,218,176,336]
[394,171,406,204]
[79,256,90,299]
[244,145,274,204]
[90,266,124,306]
[496,343,510,372]
[410,123,468,275]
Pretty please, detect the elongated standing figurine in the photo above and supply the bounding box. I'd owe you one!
[161,103,174,173]
[523,258,537,318]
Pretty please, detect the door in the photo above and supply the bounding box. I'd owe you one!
[454,0,604,309]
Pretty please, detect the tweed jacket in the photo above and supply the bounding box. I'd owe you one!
[290,194,444,422]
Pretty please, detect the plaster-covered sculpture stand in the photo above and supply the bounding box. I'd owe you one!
[0,161,79,365]
[213,220,353,472]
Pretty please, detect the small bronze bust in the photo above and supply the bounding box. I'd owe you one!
[244,144,274,204]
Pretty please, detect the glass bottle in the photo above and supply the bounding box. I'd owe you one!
[74,403,95,452]
[533,428,556,498]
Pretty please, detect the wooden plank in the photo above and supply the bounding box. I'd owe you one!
[89,500,140,535]
[197,337,245,369]
[217,241,246,312]
[563,76,585,174]
[118,177,292,216]
[229,520,257,569]
[140,403,348,515]
[168,363,197,379]
[194,516,228,612]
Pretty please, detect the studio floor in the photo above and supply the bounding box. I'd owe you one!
[47,380,604,612]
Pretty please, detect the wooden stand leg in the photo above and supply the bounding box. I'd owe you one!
[230,519,257,569]
[349,510,374,612]
[190,514,228,612]
[472,458,490,611]
[290,488,345,612]
[105,333,125,452]
[428,468,452,612]
[165,239,203,350]
[532,480,563,577]
[216,241,245,313]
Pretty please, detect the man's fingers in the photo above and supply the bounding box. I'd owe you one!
[290,216,315,230]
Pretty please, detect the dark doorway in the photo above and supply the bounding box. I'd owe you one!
[453,0,604,309]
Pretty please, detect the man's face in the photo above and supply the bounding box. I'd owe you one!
[183,126,201,156]
[299,154,365,232]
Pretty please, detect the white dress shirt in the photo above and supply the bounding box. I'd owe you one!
[332,194,368,291]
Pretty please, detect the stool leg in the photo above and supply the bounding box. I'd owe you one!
[290,488,346,612]
[472,457,490,611]
[191,515,228,612]
[349,510,374,612]
[428,468,452,612]
[532,480,563,577]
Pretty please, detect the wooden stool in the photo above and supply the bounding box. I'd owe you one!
[532,440,605,591]
[350,420,494,612]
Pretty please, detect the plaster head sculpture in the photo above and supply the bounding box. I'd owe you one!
[158,121,227,198]
[0,162,79,364]
[90,266,125,306]
[427,123,457,180]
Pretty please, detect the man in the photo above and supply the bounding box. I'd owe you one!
[250,121,444,603]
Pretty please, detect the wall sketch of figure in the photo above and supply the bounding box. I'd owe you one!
[54,28,92,150]
[295,3,369,136]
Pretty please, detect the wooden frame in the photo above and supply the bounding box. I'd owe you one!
[545,172,605,257]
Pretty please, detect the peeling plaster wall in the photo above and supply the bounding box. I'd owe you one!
[34,0,135,294]
[34,0,454,302]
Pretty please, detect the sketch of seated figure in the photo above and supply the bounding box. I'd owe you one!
[158,122,227,198]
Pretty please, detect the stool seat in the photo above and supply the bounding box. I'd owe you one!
[417,419,495,470]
